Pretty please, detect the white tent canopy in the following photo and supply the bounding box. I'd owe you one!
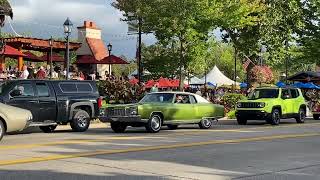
[201,65,239,86]
[187,76,205,85]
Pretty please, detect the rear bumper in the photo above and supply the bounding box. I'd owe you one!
[99,115,148,123]
[236,110,271,120]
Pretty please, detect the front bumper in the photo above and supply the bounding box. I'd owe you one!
[236,110,271,120]
[99,115,147,123]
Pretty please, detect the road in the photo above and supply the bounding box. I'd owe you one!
[1,119,320,180]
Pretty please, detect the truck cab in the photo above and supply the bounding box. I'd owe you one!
[0,80,102,132]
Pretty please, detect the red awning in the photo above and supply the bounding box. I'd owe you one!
[145,80,155,88]
[158,78,174,88]
[23,51,44,62]
[76,55,129,64]
[3,45,25,57]
[40,53,64,62]
[129,78,139,85]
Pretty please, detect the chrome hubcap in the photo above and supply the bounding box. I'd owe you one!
[151,116,161,130]
[203,119,212,127]
[77,115,87,128]
[0,124,2,136]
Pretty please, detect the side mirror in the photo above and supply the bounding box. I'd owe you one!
[10,89,22,97]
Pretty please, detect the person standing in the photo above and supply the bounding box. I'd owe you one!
[20,65,29,79]
[36,66,46,79]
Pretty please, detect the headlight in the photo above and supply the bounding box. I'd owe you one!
[258,102,265,108]
[236,102,242,108]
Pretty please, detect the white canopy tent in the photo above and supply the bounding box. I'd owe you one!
[201,65,239,87]
[187,76,205,85]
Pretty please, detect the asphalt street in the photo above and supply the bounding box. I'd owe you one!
[1,119,320,180]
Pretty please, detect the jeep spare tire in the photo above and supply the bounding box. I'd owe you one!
[70,110,90,132]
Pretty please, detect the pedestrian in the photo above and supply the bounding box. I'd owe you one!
[20,65,29,79]
[36,66,46,79]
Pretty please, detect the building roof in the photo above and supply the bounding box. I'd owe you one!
[86,38,108,61]
[77,21,101,30]
[76,55,129,64]
[23,51,44,62]
[5,37,81,52]
[288,71,320,82]
[3,45,25,57]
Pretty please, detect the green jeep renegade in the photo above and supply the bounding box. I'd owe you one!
[236,87,307,125]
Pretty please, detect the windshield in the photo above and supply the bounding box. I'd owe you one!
[248,89,279,100]
[140,93,174,103]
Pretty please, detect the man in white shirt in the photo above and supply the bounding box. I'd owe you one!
[20,65,29,79]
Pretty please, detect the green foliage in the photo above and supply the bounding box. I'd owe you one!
[112,56,137,77]
[222,93,246,110]
[226,110,236,119]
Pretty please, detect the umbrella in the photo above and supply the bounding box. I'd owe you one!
[129,78,139,85]
[293,82,308,89]
[276,82,286,88]
[304,82,320,89]
[76,55,129,65]
[145,80,155,88]
[207,82,217,87]
[240,82,248,88]
[158,78,174,88]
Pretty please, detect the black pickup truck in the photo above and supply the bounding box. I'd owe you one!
[0,80,102,132]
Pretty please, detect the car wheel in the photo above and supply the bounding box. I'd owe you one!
[70,110,90,132]
[199,119,213,129]
[0,120,5,141]
[146,114,162,133]
[39,125,57,133]
[167,124,178,130]
[313,114,320,120]
[270,109,281,125]
[111,122,127,133]
[237,118,247,125]
[296,108,306,124]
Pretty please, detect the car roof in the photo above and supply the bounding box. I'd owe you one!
[149,91,196,96]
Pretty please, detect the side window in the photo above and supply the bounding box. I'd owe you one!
[12,83,35,97]
[59,83,77,93]
[77,83,93,92]
[290,89,299,99]
[36,83,50,97]
[175,94,191,104]
[190,95,197,104]
[281,89,291,99]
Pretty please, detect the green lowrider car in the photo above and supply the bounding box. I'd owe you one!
[100,92,225,133]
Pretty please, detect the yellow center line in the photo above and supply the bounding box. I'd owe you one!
[0,133,319,167]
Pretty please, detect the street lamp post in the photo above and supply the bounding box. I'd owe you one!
[63,17,73,80]
[107,43,113,75]
[49,36,53,79]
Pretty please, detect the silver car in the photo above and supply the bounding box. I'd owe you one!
[0,103,33,141]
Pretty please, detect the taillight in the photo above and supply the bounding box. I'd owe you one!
[98,97,103,109]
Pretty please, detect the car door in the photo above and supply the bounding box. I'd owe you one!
[171,94,195,121]
[280,88,292,116]
[35,81,57,122]
[289,89,300,115]
[7,82,39,122]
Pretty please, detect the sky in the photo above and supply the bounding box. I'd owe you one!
[3,0,157,59]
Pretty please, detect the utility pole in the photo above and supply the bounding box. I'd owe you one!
[285,39,289,84]
[234,47,237,93]
[138,17,142,84]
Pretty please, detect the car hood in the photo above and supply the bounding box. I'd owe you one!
[105,103,139,108]
[239,98,276,103]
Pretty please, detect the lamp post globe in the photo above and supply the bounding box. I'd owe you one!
[107,43,112,75]
[63,17,73,35]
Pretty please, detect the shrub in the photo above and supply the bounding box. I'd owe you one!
[222,93,246,112]
[226,110,236,119]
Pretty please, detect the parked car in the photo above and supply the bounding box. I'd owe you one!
[0,80,102,133]
[100,92,225,133]
[0,103,33,141]
[236,87,307,125]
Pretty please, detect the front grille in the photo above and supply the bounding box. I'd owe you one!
[240,102,260,108]
[106,108,126,117]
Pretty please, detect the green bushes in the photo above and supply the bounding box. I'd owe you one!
[222,93,246,113]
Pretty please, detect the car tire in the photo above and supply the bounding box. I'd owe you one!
[167,125,178,130]
[39,125,57,133]
[270,109,281,126]
[199,119,213,129]
[0,120,5,141]
[111,122,127,133]
[70,110,90,132]
[313,114,320,120]
[146,114,162,133]
[237,118,247,125]
[296,108,306,124]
